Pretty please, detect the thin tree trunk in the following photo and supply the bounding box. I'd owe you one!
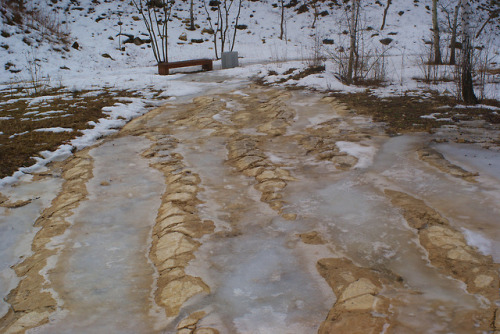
[475,10,498,38]
[460,0,477,104]
[380,0,392,30]
[189,0,195,30]
[449,1,460,65]
[279,0,285,40]
[311,2,318,29]
[432,0,442,65]
[347,0,359,84]
[132,0,159,62]
[230,0,242,51]
[203,0,219,58]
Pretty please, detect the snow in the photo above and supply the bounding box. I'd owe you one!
[28,95,63,106]
[8,131,29,139]
[34,127,73,133]
[421,113,440,119]
[462,228,494,258]
[455,104,500,111]
[336,141,377,169]
[29,110,67,116]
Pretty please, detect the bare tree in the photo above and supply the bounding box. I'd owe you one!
[347,0,361,84]
[432,0,442,64]
[459,0,477,104]
[449,1,460,65]
[380,0,392,30]
[131,0,174,63]
[203,0,243,59]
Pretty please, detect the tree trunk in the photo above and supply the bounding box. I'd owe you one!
[279,0,285,40]
[231,0,242,51]
[380,0,392,30]
[432,0,442,65]
[189,0,195,30]
[449,1,460,65]
[347,0,359,84]
[460,0,477,104]
[312,2,318,29]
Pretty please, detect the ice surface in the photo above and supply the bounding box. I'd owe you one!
[370,135,500,262]
[434,142,500,181]
[170,129,334,333]
[33,136,166,333]
[0,177,63,318]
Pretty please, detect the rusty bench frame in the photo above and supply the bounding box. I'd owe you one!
[158,59,213,75]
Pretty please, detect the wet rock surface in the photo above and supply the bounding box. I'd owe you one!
[0,80,499,333]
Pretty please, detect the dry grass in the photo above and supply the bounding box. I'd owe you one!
[327,91,500,135]
[0,87,139,178]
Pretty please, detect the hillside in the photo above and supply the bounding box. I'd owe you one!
[0,0,497,82]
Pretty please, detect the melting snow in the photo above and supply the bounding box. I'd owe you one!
[34,127,73,133]
[336,141,377,168]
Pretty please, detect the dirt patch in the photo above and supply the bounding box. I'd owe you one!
[0,88,138,179]
[320,91,500,137]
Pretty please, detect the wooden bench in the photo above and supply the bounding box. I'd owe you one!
[158,59,213,75]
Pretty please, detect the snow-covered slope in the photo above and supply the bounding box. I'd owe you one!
[1,0,497,86]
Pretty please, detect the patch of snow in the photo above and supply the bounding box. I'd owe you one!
[455,104,500,111]
[462,228,493,257]
[231,90,249,97]
[420,113,440,119]
[37,110,67,116]
[27,95,63,106]
[336,141,377,169]
[34,127,73,133]
[8,131,29,139]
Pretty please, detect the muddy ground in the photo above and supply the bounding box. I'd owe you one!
[0,74,499,333]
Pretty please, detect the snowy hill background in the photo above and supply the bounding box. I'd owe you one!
[0,0,498,87]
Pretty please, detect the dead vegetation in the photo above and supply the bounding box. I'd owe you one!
[0,87,138,178]
[319,91,499,135]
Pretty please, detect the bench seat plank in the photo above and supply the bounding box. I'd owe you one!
[158,59,213,75]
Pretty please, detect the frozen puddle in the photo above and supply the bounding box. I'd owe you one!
[34,136,165,333]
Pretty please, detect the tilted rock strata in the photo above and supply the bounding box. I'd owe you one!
[176,311,220,334]
[316,257,398,334]
[385,189,500,332]
[418,147,478,181]
[0,151,93,334]
[142,132,214,318]
[226,135,295,214]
